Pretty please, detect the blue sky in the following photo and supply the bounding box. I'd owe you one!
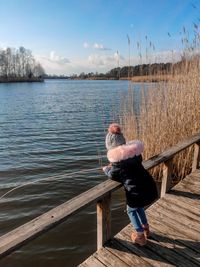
[0,0,199,75]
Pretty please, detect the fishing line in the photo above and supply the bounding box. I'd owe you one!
[0,95,111,201]
[0,166,104,201]
[94,141,103,168]
[92,98,109,168]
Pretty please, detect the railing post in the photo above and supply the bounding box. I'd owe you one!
[97,193,111,250]
[161,159,173,197]
[192,142,200,171]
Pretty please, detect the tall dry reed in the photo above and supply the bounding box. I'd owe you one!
[119,56,200,183]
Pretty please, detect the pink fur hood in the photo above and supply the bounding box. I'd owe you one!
[107,140,144,163]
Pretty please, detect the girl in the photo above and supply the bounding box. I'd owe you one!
[103,123,158,246]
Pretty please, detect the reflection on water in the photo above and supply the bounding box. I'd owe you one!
[0,80,140,267]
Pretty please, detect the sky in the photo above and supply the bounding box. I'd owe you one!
[0,0,199,75]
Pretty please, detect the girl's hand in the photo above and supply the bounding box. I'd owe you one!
[102,165,111,171]
[102,166,108,172]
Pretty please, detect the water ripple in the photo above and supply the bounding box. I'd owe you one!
[0,80,130,267]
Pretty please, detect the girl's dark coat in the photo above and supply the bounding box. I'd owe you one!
[104,143,158,208]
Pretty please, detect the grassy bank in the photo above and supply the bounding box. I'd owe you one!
[0,77,44,83]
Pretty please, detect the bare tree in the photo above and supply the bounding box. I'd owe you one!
[0,46,45,80]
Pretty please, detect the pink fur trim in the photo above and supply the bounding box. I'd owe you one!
[107,140,144,162]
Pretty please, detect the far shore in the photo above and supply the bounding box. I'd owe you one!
[0,74,175,83]
[67,74,174,82]
[0,77,44,83]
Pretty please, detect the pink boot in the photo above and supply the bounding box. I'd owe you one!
[142,224,150,238]
[131,232,147,246]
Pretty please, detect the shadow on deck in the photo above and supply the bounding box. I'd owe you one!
[78,170,200,267]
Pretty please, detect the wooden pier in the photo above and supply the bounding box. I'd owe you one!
[0,133,199,266]
[79,169,200,267]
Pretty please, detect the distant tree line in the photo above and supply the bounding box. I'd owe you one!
[108,63,173,78]
[68,62,174,80]
[0,47,45,81]
[43,74,69,79]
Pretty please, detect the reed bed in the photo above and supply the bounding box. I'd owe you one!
[119,56,200,183]
[130,74,174,83]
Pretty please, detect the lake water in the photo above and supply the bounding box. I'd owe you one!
[0,79,143,267]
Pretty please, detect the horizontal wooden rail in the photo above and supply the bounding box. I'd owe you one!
[143,133,200,170]
[0,179,121,258]
[0,132,199,258]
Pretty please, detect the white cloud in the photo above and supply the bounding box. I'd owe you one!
[35,51,71,75]
[88,54,104,65]
[35,51,124,75]
[49,51,70,64]
[93,43,104,49]
[88,53,125,67]
[83,42,111,51]
[93,43,111,51]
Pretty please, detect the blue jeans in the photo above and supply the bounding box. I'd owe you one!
[127,205,148,232]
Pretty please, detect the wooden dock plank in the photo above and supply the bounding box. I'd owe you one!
[93,248,131,267]
[147,206,199,241]
[174,174,200,193]
[147,213,200,253]
[106,239,153,267]
[78,255,106,267]
[176,180,200,194]
[150,224,200,265]
[158,197,200,223]
[78,170,200,266]
[163,193,200,215]
[118,224,199,267]
[188,171,200,178]
[181,174,200,184]
[148,200,200,233]
[116,227,173,267]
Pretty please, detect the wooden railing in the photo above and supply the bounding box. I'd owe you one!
[0,133,199,258]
